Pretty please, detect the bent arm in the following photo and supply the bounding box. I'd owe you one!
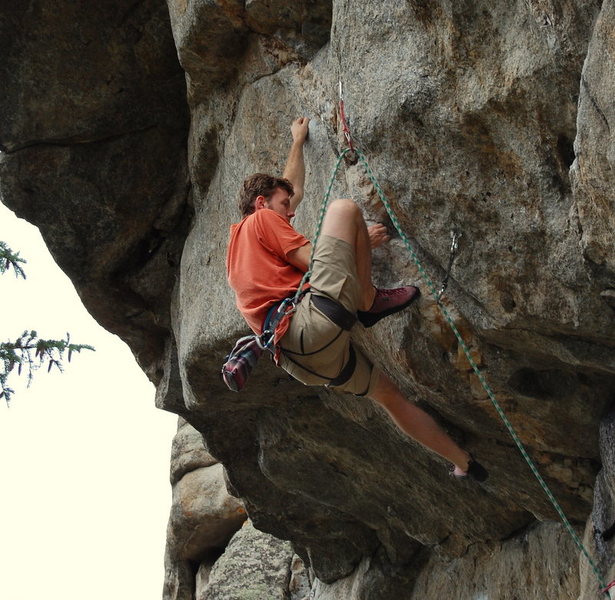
[286,242,312,273]
[283,117,309,212]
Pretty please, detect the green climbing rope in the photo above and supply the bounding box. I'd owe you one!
[292,149,350,304]
[304,146,608,595]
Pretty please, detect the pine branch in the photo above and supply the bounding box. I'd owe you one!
[0,241,27,279]
[0,331,95,405]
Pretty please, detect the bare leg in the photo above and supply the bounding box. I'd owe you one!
[320,199,375,310]
[369,372,470,471]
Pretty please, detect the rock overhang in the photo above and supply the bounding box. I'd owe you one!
[2,0,615,597]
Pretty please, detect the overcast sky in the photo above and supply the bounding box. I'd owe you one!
[0,202,178,600]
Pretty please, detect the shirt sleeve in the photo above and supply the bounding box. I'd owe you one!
[253,210,309,260]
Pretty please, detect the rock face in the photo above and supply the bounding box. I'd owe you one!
[203,520,302,600]
[0,0,191,376]
[2,1,615,599]
[163,420,247,600]
[311,521,580,600]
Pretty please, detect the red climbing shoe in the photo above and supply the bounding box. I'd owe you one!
[357,285,420,328]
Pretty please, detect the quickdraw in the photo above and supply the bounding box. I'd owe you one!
[338,81,354,151]
[437,229,462,302]
[260,296,301,350]
[602,580,615,599]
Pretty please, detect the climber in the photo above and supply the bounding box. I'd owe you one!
[226,117,488,482]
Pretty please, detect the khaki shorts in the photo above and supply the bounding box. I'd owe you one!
[278,235,380,396]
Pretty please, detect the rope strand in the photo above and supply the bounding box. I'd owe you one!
[301,135,608,594]
[352,146,608,594]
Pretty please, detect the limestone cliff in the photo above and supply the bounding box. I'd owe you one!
[2,1,615,598]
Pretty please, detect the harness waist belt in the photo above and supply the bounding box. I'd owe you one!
[310,294,357,330]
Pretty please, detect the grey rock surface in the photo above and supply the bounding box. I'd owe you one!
[312,521,579,599]
[289,554,312,600]
[163,555,195,600]
[2,1,615,599]
[166,462,246,561]
[164,421,247,600]
[571,0,615,282]
[170,419,218,486]
[0,0,190,376]
[195,562,214,600]
[579,408,615,600]
[204,519,295,600]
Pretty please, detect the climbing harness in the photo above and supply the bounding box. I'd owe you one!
[227,88,614,593]
[223,286,359,390]
[277,293,359,388]
[261,295,303,349]
[301,93,613,595]
[221,296,301,392]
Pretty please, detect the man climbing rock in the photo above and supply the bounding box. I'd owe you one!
[226,117,487,482]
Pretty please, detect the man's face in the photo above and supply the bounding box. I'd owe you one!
[258,187,295,223]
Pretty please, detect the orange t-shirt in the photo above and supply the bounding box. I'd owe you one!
[226,209,309,336]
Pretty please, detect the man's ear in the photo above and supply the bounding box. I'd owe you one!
[254,195,267,211]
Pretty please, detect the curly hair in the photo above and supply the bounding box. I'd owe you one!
[238,173,294,217]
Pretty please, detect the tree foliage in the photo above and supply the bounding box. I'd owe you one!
[0,241,27,279]
[0,241,94,404]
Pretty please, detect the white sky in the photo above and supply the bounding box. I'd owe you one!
[0,202,178,600]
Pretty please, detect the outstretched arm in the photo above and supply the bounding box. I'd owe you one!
[283,117,310,212]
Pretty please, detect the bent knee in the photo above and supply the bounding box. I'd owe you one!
[328,198,360,216]
[327,198,362,219]
[321,199,363,244]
